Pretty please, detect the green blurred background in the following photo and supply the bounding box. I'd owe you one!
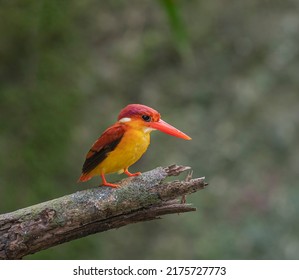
[1,0,299,259]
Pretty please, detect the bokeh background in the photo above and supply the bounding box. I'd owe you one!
[1,0,299,259]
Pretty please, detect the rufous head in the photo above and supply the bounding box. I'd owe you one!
[118,104,191,140]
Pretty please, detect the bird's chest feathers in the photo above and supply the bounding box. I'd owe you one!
[95,129,150,174]
[118,129,150,160]
[98,128,150,174]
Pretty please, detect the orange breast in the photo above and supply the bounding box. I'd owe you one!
[90,128,150,175]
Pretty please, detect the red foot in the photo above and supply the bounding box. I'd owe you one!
[124,169,141,177]
[101,182,119,188]
[101,173,119,188]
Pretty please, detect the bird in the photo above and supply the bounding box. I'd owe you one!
[78,104,191,188]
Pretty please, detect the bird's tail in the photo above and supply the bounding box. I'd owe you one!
[78,173,92,182]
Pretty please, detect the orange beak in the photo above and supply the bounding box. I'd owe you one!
[148,119,191,140]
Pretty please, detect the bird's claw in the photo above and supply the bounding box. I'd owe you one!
[124,169,141,177]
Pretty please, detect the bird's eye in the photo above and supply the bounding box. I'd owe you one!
[142,115,151,122]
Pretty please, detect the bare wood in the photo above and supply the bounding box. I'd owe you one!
[0,165,207,259]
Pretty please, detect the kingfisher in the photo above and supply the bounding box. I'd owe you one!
[78,104,191,188]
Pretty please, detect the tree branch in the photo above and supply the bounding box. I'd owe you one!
[0,165,207,259]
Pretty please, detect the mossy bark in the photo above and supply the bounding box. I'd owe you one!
[0,165,207,259]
